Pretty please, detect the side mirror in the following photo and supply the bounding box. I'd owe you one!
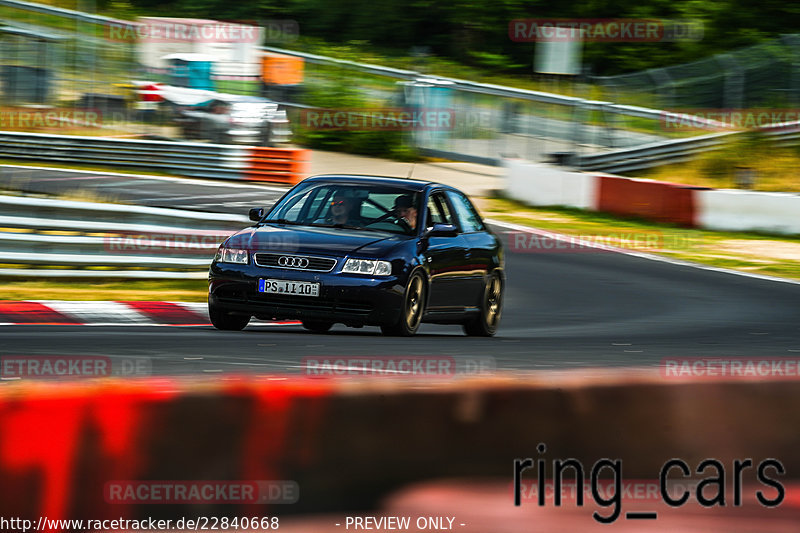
[249,207,265,222]
[425,223,458,238]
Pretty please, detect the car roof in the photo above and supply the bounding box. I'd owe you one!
[303,174,455,193]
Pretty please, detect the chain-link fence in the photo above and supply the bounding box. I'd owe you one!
[4,0,765,166]
[1,2,269,138]
[594,35,800,110]
[272,47,695,165]
[1,11,141,135]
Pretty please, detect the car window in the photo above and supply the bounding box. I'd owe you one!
[446,190,484,233]
[426,192,453,227]
[306,188,331,220]
[361,193,397,219]
[277,190,311,220]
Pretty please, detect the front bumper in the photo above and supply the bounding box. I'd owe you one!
[209,262,407,326]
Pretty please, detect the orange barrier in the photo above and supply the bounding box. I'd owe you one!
[0,379,332,524]
[596,175,703,226]
[262,53,305,86]
[1,374,799,528]
[246,147,310,184]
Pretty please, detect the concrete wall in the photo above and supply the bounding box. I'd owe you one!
[504,160,800,235]
[697,189,800,235]
[504,159,596,210]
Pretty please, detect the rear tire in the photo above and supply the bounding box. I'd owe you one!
[463,271,503,337]
[302,320,333,333]
[209,303,250,331]
[381,271,426,336]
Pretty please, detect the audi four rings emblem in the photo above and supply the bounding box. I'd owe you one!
[278,256,310,268]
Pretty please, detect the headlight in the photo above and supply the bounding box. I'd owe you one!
[215,247,248,264]
[342,258,392,276]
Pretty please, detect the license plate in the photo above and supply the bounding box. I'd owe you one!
[258,279,320,297]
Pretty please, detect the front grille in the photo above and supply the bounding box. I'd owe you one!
[253,253,337,272]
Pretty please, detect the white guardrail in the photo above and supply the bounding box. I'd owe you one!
[263,46,735,124]
[0,132,252,181]
[0,132,307,184]
[574,131,739,173]
[0,195,250,278]
[575,121,800,173]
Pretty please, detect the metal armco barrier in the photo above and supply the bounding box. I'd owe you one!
[575,132,737,174]
[576,121,800,174]
[0,132,309,184]
[0,194,249,278]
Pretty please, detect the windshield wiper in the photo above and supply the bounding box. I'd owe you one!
[310,222,369,230]
[310,222,404,234]
[265,218,303,226]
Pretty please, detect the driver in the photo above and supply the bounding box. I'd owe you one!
[393,194,418,231]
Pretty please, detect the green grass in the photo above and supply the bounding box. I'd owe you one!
[3,7,99,35]
[213,80,262,96]
[638,141,800,192]
[0,279,208,301]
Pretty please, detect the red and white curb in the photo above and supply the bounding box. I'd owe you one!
[0,301,300,326]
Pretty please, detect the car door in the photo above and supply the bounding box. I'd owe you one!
[423,190,471,310]
[445,190,491,308]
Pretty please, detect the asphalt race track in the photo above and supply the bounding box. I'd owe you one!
[2,166,800,375]
[0,165,287,213]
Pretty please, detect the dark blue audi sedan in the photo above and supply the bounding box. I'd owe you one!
[208,175,504,336]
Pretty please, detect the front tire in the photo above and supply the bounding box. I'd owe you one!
[381,271,426,337]
[209,303,250,331]
[463,271,503,337]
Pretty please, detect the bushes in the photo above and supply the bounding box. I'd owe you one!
[291,80,421,161]
[643,133,800,192]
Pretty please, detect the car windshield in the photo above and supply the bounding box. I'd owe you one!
[264,182,422,235]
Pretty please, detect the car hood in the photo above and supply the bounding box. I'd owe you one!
[224,224,409,257]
